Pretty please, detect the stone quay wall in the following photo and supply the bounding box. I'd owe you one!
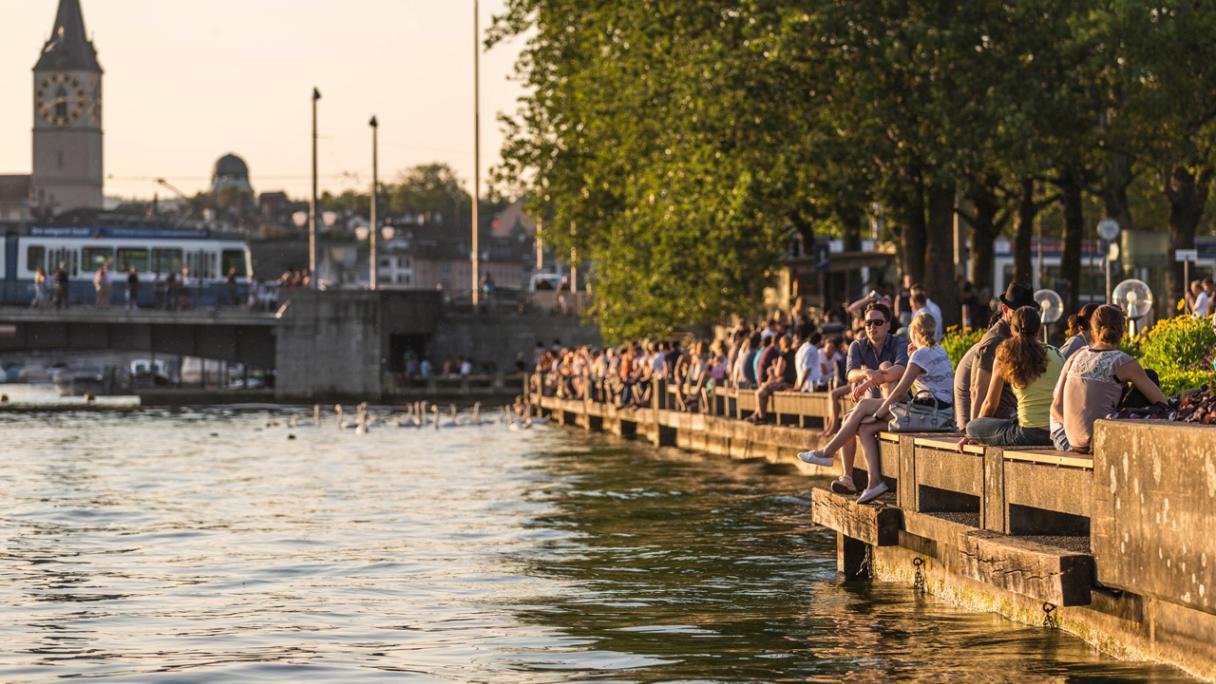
[530,380,1216,681]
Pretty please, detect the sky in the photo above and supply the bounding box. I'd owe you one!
[0,0,528,200]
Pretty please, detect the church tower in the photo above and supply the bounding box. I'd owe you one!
[32,0,103,213]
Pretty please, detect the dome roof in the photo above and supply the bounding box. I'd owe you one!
[213,153,249,179]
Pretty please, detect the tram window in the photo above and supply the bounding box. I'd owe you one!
[82,247,114,271]
[153,248,182,274]
[117,248,149,272]
[26,245,45,272]
[221,250,247,277]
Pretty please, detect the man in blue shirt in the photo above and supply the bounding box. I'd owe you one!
[800,302,907,495]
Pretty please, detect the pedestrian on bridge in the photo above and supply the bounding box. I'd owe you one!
[126,267,140,311]
[93,260,113,309]
[30,266,47,308]
[53,261,69,309]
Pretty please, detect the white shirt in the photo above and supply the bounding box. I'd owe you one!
[1194,291,1212,317]
[924,299,944,341]
[795,342,821,391]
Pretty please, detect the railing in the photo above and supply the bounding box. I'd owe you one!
[384,372,524,397]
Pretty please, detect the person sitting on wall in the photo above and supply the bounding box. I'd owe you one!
[1051,304,1167,453]
[961,306,1062,448]
[798,311,951,504]
[797,302,907,496]
[961,282,1036,436]
[1059,303,1099,360]
[747,335,796,423]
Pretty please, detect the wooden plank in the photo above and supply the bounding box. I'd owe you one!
[811,487,901,546]
[914,435,982,455]
[1002,448,1094,470]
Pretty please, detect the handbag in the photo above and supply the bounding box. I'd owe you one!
[887,392,956,432]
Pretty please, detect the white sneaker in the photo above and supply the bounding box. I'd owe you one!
[798,450,834,467]
[856,481,890,505]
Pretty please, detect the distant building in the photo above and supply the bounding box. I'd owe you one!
[212,154,254,196]
[0,175,33,223]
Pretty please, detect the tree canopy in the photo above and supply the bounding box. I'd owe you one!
[491,0,1216,339]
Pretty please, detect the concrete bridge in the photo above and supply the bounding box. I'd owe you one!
[0,291,600,400]
[0,306,278,367]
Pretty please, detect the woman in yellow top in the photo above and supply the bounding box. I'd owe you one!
[962,306,1062,448]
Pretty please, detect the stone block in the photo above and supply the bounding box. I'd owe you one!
[1092,420,1216,616]
[812,487,901,546]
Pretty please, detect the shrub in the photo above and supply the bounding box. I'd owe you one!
[942,325,983,371]
[1157,370,1216,397]
[1138,315,1216,377]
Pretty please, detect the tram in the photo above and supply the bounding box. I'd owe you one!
[0,226,252,307]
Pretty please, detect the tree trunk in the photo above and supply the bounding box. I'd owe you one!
[925,180,959,327]
[839,203,864,298]
[1059,169,1085,312]
[1012,177,1037,288]
[1102,152,1134,231]
[899,169,927,286]
[967,175,1000,294]
[1164,164,1212,309]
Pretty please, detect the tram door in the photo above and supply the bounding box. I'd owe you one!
[46,246,78,277]
[185,250,217,303]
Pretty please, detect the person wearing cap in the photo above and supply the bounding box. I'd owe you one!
[966,283,1036,428]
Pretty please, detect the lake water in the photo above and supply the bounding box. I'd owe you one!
[0,401,1192,681]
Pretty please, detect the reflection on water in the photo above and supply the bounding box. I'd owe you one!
[0,409,1191,681]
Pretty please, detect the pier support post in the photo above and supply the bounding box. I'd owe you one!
[837,533,869,580]
[982,445,1006,532]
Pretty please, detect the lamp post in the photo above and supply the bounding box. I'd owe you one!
[1097,218,1120,304]
[369,115,379,291]
[471,0,481,307]
[310,87,321,289]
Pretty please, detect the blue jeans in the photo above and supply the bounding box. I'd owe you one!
[965,417,1052,447]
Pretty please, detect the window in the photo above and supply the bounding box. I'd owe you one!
[221,249,247,277]
[82,246,114,271]
[117,248,149,272]
[26,245,45,273]
[153,248,182,274]
[186,251,216,280]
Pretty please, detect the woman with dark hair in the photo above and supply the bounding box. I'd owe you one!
[963,306,1063,447]
[1051,304,1166,453]
[1059,303,1099,359]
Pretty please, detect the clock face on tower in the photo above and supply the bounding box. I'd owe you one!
[35,73,94,127]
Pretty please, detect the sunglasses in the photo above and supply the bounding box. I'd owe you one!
[864,318,888,328]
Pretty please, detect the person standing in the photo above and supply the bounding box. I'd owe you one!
[1193,277,1213,318]
[54,261,69,308]
[126,267,140,311]
[93,260,112,309]
[30,265,47,308]
[226,267,239,307]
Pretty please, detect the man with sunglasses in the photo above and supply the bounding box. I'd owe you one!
[800,301,907,494]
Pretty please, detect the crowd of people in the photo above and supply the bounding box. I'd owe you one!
[531,280,1179,506]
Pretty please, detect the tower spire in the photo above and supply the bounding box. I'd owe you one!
[35,0,101,73]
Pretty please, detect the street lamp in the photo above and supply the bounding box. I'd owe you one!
[471,0,481,306]
[1097,218,1120,304]
[369,115,379,291]
[310,87,321,289]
